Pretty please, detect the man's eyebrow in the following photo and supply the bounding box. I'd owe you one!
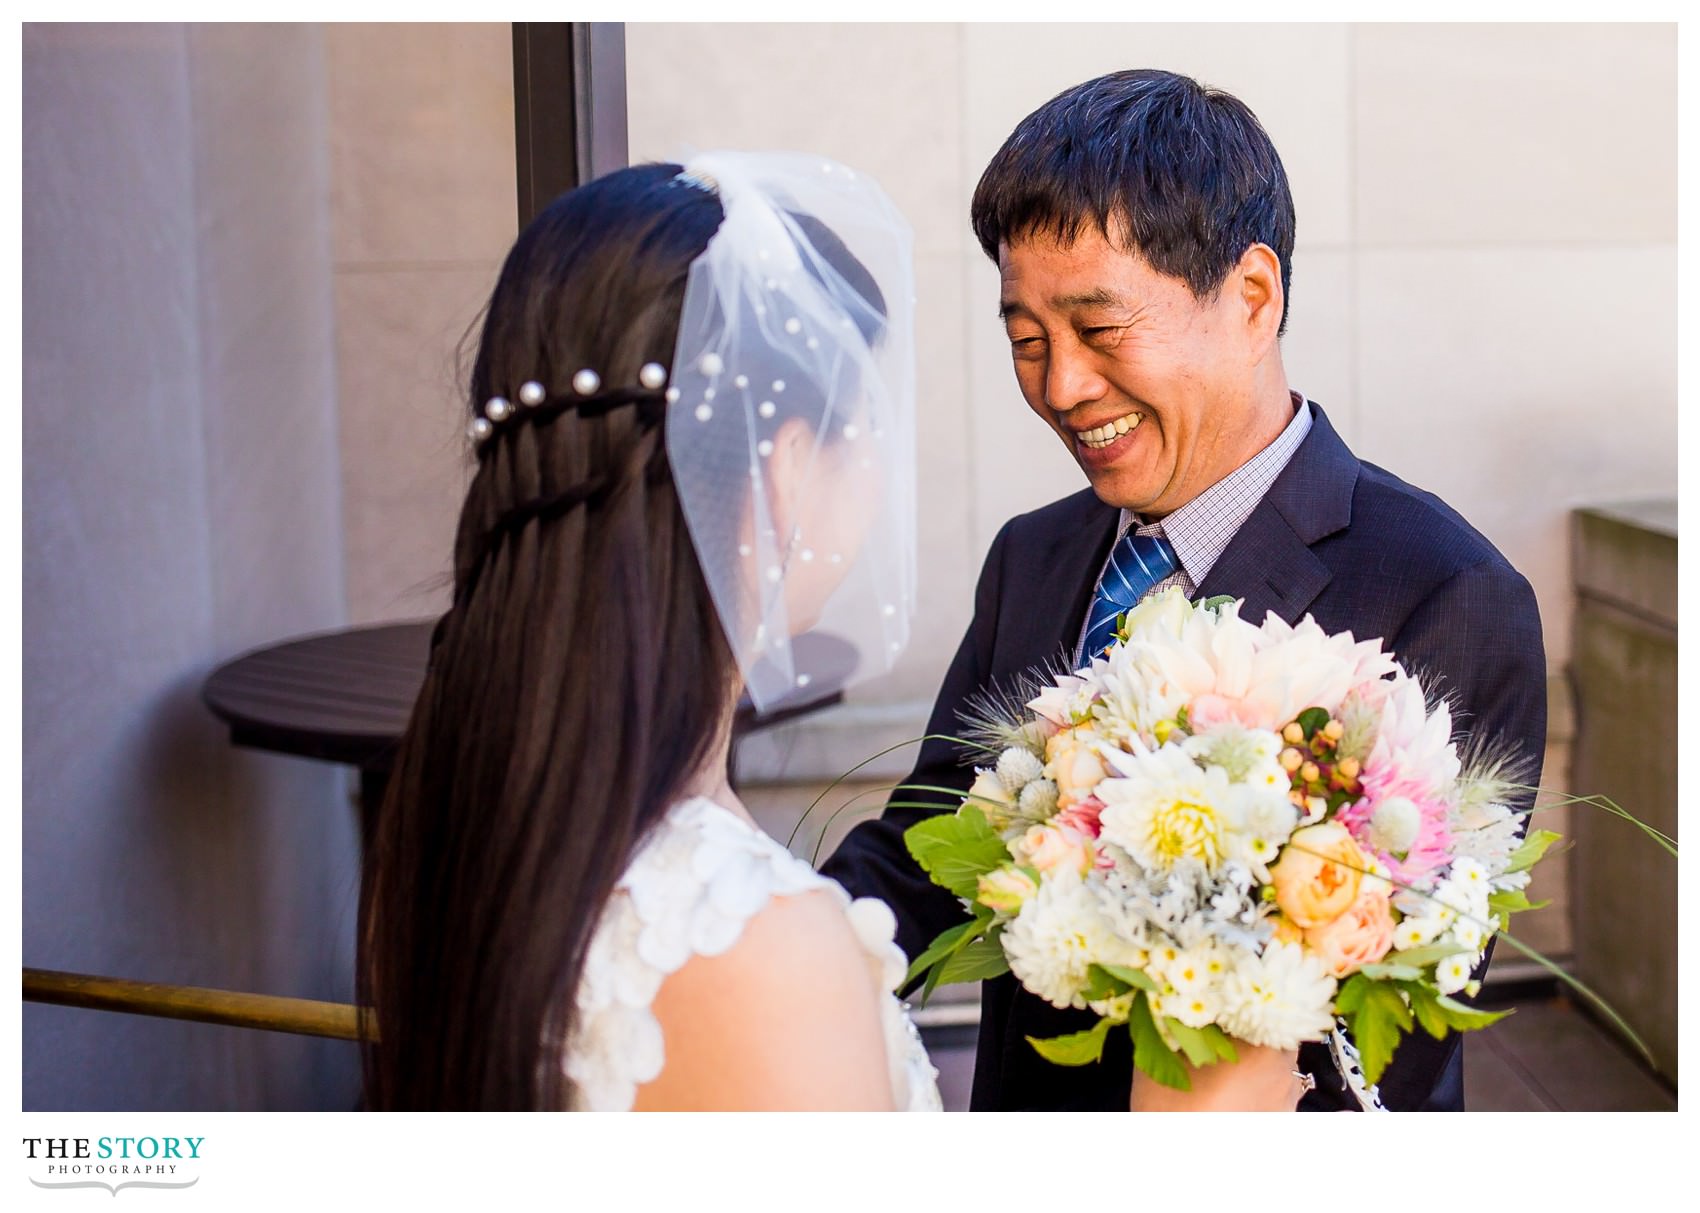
[1054,288,1128,310]
[998,288,1130,322]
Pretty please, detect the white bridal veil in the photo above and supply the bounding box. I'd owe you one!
[665,151,918,713]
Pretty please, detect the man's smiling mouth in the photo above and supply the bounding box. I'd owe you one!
[1075,412,1143,450]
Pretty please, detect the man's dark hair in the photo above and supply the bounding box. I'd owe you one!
[971,69,1296,333]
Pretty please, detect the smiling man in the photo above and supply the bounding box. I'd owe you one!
[822,69,1548,1112]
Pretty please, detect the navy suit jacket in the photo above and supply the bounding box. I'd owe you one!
[821,403,1547,1111]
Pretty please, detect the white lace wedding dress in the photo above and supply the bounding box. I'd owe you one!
[561,796,943,1111]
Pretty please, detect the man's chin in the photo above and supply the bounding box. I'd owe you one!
[1080,466,1163,516]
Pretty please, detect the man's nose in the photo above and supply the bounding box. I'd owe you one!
[1045,340,1106,415]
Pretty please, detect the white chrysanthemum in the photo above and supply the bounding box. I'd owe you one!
[1229,784,1301,880]
[997,746,1045,793]
[1448,857,1491,895]
[1216,940,1337,1049]
[1155,944,1216,997]
[1432,871,1490,925]
[1392,914,1445,951]
[1099,746,1242,873]
[1153,984,1221,1030]
[1002,873,1138,1011]
[1435,953,1473,995]
[1448,916,1486,953]
[1094,647,1190,743]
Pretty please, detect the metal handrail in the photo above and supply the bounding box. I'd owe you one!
[22,967,373,1042]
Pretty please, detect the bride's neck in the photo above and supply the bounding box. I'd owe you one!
[674,677,757,827]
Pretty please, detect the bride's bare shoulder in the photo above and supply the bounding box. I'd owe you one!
[631,888,895,1111]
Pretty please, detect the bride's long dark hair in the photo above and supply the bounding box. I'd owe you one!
[358,164,735,1109]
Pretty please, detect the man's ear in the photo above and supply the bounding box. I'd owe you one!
[1236,242,1284,359]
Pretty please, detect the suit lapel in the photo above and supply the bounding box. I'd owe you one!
[1006,491,1121,679]
[1196,505,1333,625]
[1194,403,1359,626]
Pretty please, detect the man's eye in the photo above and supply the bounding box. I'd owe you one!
[1009,335,1045,356]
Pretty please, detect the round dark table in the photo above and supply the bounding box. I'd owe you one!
[203,620,858,844]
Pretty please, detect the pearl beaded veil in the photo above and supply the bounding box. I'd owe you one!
[665,151,917,714]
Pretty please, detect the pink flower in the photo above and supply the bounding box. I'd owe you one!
[1053,797,1104,839]
[1186,692,1269,732]
[1336,766,1455,888]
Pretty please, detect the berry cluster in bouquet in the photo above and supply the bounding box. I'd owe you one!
[902,587,1560,1105]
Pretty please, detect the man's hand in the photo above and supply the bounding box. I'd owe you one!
[1130,1041,1304,1112]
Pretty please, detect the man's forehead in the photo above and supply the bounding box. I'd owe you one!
[998,235,1152,316]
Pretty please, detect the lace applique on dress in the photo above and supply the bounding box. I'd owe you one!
[563,797,941,1112]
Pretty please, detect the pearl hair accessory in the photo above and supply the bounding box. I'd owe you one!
[468,367,668,450]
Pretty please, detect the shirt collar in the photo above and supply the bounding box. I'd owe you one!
[1120,393,1314,587]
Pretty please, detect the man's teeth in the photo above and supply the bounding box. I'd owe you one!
[1078,414,1142,449]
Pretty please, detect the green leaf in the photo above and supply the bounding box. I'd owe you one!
[937,931,1009,984]
[1027,1017,1113,1067]
[1335,972,1373,1016]
[1096,962,1160,994]
[1128,992,1190,1091]
[1296,706,1330,739]
[1488,888,1551,920]
[902,918,979,990]
[1359,962,1423,981]
[1174,704,1191,733]
[903,807,1010,899]
[1081,965,1132,1003]
[1346,979,1412,1087]
[1386,942,1469,969]
[1165,1019,1226,1069]
[1197,1022,1239,1064]
[1199,594,1237,612]
[1433,994,1512,1032]
[1400,981,1452,1040]
[1505,828,1564,874]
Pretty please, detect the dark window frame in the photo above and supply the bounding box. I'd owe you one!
[511,22,628,228]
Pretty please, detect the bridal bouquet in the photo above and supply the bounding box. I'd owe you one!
[902,588,1557,1093]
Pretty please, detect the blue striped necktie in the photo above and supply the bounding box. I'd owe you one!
[1081,529,1179,661]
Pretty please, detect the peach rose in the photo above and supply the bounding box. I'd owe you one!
[1269,822,1369,929]
[1305,881,1396,978]
[1014,823,1093,877]
[1045,733,1108,808]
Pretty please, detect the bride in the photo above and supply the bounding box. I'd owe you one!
[358,152,1303,1112]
